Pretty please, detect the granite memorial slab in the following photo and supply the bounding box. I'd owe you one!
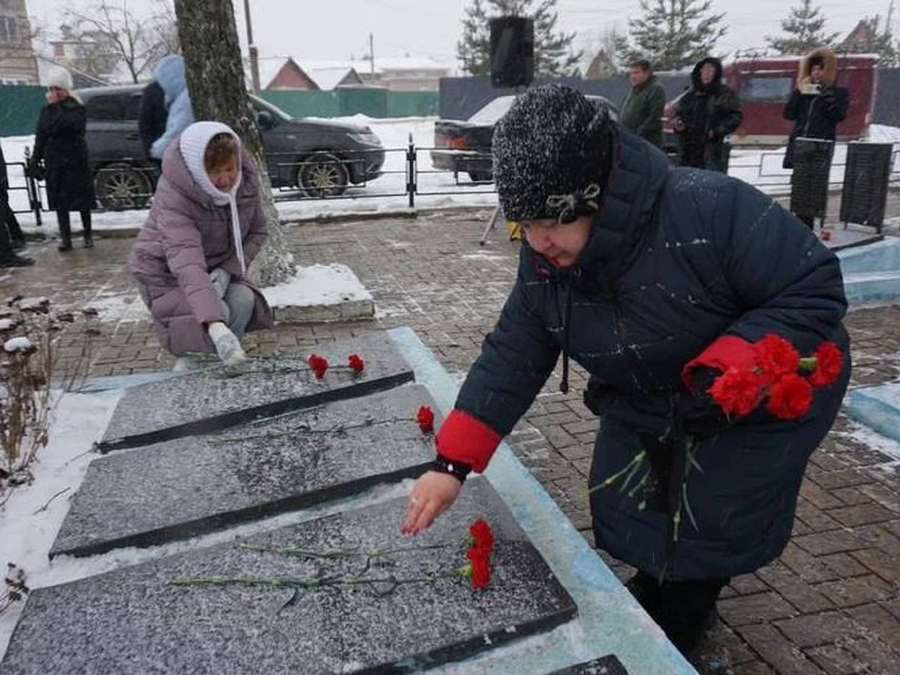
[3,479,578,675]
[98,332,413,451]
[52,384,442,558]
[545,656,629,674]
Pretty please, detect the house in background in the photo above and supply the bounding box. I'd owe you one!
[0,0,39,85]
[351,55,453,91]
[306,64,364,90]
[47,26,121,83]
[254,56,365,91]
[255,56,317,90]
[585,49,618,80]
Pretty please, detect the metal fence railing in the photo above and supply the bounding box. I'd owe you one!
[4,140,899,225]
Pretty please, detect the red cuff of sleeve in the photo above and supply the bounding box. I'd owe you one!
[435,409,501,474]
[682,335,757,390]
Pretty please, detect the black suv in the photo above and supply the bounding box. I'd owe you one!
[76,85,385,209]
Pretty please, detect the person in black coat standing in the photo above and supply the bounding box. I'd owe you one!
[783,47,849,166]
[783,47,849,228]
[673,57,742,172]
[32,69,95,251]
[401,84,850,656]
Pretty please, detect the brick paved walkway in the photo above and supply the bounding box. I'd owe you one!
[2,210,899,675]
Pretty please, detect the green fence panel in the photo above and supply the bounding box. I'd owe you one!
[0,85,46,137]
[386,92,438,118]
[338,87,387,117]
[260,90,339,118]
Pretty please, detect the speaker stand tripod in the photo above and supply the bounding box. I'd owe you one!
[479,203,505,246]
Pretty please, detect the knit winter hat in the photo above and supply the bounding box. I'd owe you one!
[492,84,613,222]
[45,68,73,92]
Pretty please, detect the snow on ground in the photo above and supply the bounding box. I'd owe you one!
[262,263,372,308]
[8,115,896,234]
[0,390,122,658]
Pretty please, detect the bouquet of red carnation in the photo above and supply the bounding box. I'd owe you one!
[702,334,843,420]
[460,519,494,589]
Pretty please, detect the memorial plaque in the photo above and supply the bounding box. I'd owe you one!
[52,385,440,558]
[99,332,413,451]
[544,655,629,674]
[3,479,578,675]
[840,142,893,232]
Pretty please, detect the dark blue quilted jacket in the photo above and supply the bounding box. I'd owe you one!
[454,125,850,580]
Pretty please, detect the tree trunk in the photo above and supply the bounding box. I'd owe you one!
[172,0,294,286]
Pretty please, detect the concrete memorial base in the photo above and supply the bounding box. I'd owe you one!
[99,332,413,451]
[52,384,440,558]
[3,480,577,675]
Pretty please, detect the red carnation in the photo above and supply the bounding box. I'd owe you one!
[307,354,329,379]
[416,405,434,433]
[754,334,801,384]
[468,519,495,552]
[709,367,765,416]
[766,373,813,419]
[465,547,492,589]
[348,354,365,374]
[808,342,842,388]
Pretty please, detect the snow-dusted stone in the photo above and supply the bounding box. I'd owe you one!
[545,656,629,674]
[262,263,375,324]
[3,337,34,353]
[2,479,577,675]
[52,384,440,558]
[99,332,413,451]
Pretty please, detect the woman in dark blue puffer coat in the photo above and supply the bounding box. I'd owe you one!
[401,84,850,655]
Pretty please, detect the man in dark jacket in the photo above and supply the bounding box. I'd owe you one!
[402,84,849,656]
[783,47,849,228]
[673,57,742,171]
[619,59,666,148]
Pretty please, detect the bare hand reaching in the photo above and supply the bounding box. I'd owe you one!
[401,471,462,535]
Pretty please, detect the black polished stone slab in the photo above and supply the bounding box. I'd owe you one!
[3,479,577,675]
[53,384,440,558]
[98,332,413,451]
[545,656,629,674]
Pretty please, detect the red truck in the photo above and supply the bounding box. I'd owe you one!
[664,54,878,148]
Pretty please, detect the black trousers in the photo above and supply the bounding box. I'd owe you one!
[0,185,24,250]
[57,209,92,239]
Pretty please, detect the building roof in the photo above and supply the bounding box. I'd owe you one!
[306,65,362,90]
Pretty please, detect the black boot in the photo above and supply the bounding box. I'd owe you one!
[656,577,729,657]
[81,210,93,248]
[625,570,664,620]
[57,211,72,252]
[0,252,34,268]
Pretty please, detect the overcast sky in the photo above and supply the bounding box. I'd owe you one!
[23,0,898,69]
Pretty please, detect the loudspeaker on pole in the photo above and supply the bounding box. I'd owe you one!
[490,16,534,88]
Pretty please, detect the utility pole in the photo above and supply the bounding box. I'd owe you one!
[243,0,261,93]
[369,32,375,76]
[887,0,896,36]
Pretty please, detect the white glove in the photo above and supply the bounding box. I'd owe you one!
[209,267,231,299]
[207,321,246,368]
